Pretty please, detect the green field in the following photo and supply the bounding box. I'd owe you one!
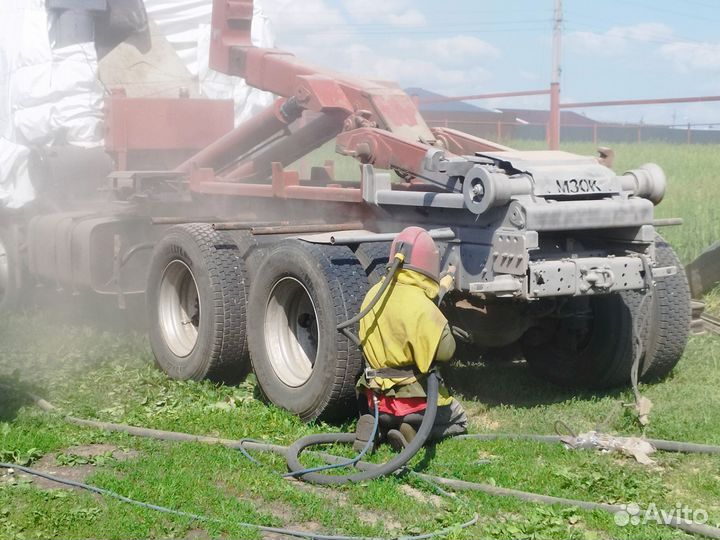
[1,141,720,540]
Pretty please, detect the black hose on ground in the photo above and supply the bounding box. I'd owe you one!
[285,371,439,485]
[9,387,720,539]
[456,433,720,455]
[315,451,720,540]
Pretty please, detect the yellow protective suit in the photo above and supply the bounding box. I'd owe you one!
[358,268,454,406]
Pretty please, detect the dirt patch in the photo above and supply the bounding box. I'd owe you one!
[219,480,298,524]
[287,477,351,506]
[12,444,138,491]
[218,482,310,540]
[288,478,402,531]
[465,407,501,431]
[263,521,323,540]
[63,444,138,460]
[184,528,212,540]
[399,484,444,507]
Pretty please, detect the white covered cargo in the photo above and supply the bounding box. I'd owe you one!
[0,0,274,209]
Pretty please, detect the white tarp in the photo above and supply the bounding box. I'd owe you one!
[144,0,275,124]
[0,0,104,209]
[0,0,49,208]
[0,0,274,208]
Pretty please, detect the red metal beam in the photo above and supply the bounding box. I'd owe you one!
[419,89,551,105]
[175,99,290,174]
[560,95,720,108]
[431,127,512,154]
[548,82,560,150]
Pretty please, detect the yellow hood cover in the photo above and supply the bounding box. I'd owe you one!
[359,269,447,394]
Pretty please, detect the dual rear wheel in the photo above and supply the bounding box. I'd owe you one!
[147,225,368,420]
[147,227,690,421]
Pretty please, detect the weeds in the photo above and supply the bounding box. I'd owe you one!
[1,142,719,538]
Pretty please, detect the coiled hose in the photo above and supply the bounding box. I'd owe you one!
[285,371,439,485]
[284,252,440,485]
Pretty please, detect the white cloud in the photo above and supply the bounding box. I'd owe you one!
[567,22,674,56]
[257,3,499,97]
[342,0,427,27]
[660,41,720,72]
[333,44,495,96]
[387,8,426,27]
[263,0,351,47]
[568,21,720,76]
[394,36,500,66]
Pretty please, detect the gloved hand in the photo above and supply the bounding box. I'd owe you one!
[437,265,456,304]
[450,325,472,343]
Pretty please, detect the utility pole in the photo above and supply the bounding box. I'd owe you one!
[549,0,562,150]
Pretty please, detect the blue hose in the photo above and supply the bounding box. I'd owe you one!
[0,460,477,540]
[282,396,379,478]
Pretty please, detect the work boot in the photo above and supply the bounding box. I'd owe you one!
[386,429,409,452]
[353,414,376,453]
[399,422,417,445]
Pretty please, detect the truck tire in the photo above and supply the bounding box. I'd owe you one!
[231,232,266,282]
[354,242,391,285]
[246,241,368,421]
[522,237,690,388]
[521,294,635,388]
[0,226,23,312]
[147,224,250,383]
[628,237,691,381]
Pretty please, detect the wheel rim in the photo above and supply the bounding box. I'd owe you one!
[0,236,9,304]
[265,277,319,387]
[158,260,201,358]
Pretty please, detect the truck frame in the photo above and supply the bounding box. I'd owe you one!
[0,0,691,420]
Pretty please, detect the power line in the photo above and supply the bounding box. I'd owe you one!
[277,17,553,29]
[609,0,720,23]
[280,25,552,38]
[565,20,705,47]
[682,0,718,8]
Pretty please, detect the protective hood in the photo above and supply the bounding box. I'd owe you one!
[359,268,448,394]
[394,269,440,301]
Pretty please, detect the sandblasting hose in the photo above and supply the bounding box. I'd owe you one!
[285,371,439,485]
[337,253,404,347]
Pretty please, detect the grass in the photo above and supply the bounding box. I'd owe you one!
[1,140,720,539]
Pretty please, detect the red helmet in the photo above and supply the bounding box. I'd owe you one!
[389,227,440,281]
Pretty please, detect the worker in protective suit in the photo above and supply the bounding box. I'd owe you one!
[354,227,468,451]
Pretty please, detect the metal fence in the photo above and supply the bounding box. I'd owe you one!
[425,119,720,145]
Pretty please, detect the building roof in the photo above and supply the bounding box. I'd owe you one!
[497,108,600,126]
[405,87,493,113]
[408,87,601,126]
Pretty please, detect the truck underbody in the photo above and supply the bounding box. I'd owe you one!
[0,0,691,420]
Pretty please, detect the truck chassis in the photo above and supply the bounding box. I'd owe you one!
[0,0,691,420]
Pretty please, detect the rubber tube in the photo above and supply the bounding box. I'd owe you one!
[11,388,720,539]
[21,388,720,457]
[313,455,720,540]
[457,433,720,455]
[280,397,379,477]
[0,462,478,540]
[284,371,439,485]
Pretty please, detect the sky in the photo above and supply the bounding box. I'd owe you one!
[260,0,720,126]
